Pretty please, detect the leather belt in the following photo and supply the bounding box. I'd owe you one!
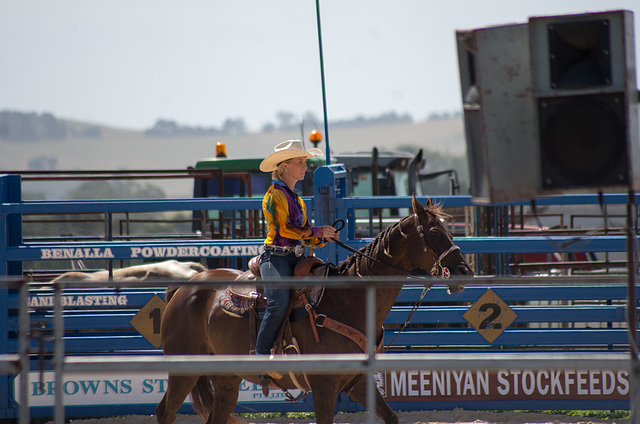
[265,244,306,257]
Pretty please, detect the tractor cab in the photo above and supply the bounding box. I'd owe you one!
[193,145,425,200]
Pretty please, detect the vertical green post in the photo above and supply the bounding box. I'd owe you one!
[315,0,330,165]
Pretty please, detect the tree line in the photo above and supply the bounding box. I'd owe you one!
[145,110,416,137]
[0,110,103,142]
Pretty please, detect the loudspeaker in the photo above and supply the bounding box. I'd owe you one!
[529,10,639,193]
[456,23,539,203]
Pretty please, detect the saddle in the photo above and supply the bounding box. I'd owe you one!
[219,255,329,320]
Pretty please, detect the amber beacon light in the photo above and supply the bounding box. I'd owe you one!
[215,142,227,158]
[309,130,322,148]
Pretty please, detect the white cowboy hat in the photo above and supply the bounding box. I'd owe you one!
[259,140,324,172]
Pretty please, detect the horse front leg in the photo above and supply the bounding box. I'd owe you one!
[309,376,341,424]
[206,375,243,424]
[156,374,200,424]
[346,376,398,424]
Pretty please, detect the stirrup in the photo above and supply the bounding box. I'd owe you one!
[259,376,271,397]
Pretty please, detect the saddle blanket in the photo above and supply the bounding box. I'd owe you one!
[220,285,324,321]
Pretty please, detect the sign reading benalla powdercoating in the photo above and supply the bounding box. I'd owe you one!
[38,244,264,260]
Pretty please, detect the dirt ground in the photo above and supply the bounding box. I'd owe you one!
[47,409,629,424]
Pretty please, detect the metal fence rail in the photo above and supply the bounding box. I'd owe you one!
[2,276,637,423]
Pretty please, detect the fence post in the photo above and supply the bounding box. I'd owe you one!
[313,165,347,263]
[0,174,22,419]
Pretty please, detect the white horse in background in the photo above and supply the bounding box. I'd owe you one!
[50,260,206,282]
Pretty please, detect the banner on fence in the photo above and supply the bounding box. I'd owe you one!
[14,372,301,407]
[377,368,629,402]
[38,244,264,260]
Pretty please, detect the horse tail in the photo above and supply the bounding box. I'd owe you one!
[189,376,214,422]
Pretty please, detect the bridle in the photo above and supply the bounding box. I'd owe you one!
[414,214,462,279]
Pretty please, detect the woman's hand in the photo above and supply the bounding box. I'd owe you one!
[320,225,340,239]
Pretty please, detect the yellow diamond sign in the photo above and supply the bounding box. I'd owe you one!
[463,288,517,343]
[130,294,166,348]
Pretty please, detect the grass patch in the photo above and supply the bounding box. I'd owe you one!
[235,412,316,419]
[236,410,630,422]
[499,410,630,421]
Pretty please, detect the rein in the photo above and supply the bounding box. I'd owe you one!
[326,215,461,350]
[330,217,461,279]
[329,235,424,276]
[385,285,429,349]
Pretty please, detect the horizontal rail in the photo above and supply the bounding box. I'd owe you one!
[386,305,627,324]
[3,234,633,262]
[398,283,633,302]
[0,354,21,373]
[14,305,630,331]
[384,328,633,348]
[5,275,631,289]
[62,352,630,374]
[4,192,639,215]
[353,235,632,254]
[1,197,266,214]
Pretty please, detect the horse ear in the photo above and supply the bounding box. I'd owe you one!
[412,194,425,215]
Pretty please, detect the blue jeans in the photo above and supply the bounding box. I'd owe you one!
[255,249,303,355]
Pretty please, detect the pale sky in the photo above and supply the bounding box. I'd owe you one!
[1,0,639,132]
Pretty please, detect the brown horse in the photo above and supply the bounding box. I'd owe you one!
[156,196,473,424]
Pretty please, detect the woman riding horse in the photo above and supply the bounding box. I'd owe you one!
[157,196,473,424]
[256,140,340,384]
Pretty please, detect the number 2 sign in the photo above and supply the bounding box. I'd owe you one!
[463,289,517,343]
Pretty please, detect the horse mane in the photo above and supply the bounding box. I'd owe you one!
[335,201,448,275]
[426,200,451,220]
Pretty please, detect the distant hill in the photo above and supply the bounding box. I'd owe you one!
[1,110,445,142]
[0,111,104,141]
[1,113,467,197]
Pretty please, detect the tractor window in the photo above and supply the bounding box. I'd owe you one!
[251,173,270,197]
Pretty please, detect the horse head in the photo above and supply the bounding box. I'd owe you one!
[411,195,473,292]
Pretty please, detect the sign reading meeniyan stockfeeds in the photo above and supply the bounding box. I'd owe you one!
[377,369,629,401]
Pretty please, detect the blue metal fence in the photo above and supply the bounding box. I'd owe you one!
[2,170,639,418]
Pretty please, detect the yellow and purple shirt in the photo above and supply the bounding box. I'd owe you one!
[262,180,325,248]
